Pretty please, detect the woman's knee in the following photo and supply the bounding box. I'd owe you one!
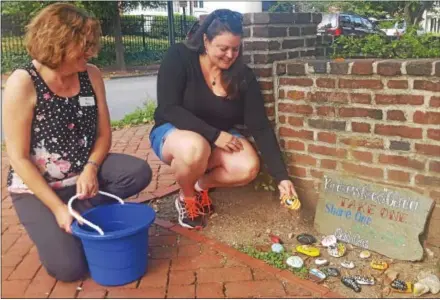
[229,154,260,184]
[168,131,211,168]
[44,257,88,282]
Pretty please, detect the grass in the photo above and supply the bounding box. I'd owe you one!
[237,245,309,279]
[111,100,156,130]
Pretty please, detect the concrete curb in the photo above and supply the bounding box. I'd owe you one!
[105,71,158,80]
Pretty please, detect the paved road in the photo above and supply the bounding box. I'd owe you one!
[1,75,157,141]
[105,75,157,121]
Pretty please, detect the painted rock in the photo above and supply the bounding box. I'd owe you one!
[327,243,346,258]
[419,274,440,294]
[341,276,361,293]
[413,282,430,296]
[269,234,282,244]
[359,250,371,259]
[354,275,375,285]
[341,260,355,269]
[286,256,304,269]
[309,268,326,282]
[271,243,284,253]
[321,235,337,247]
[296,233,317,245]
[295,245,320,257]
[370,260,388,270]
[315,258,329,266]
[391,279,413,293]
[322,267,340,277]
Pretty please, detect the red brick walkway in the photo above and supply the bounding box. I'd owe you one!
[1,125,341,298]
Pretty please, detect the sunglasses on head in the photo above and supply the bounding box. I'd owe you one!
[213,9,243,23]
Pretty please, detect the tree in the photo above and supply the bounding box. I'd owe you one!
[80,1,164,71]
[1,1,165,71]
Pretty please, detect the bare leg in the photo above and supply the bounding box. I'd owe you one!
[161,129,211,197]
[198,138,260,190]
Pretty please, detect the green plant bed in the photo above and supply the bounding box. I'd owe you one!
[237,245,309,279]
[111,101,156,130]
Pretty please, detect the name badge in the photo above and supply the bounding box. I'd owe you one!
[79,96,95,106]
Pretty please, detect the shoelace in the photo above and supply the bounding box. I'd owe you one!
[199,190,212,208]
[184,197,202,220]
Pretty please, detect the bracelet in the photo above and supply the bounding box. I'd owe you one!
[86,160,100,169]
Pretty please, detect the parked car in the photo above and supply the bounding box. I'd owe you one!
[378,19,425,36]
[317,13,385,36]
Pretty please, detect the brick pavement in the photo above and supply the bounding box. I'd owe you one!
[1,125,342,298]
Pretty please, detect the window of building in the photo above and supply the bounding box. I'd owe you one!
[194,1,203,8]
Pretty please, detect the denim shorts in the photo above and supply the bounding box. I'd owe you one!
[149,123,243,161]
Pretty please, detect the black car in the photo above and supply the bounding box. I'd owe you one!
[317,13,385,36]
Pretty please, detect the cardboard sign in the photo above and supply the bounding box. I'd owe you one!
[314,175,434,261]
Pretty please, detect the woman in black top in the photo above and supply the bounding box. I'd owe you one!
[150,9,297,229]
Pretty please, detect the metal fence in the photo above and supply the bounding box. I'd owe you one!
[1,13,197,72]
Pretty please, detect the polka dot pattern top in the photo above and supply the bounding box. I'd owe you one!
[7,62,98,193]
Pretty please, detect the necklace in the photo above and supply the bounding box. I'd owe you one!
[212,72,221,86]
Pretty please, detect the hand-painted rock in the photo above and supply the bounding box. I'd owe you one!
[321,235,337,247]
[413,282,430,296]
[309,268,326,282]
[286,256,304,269]
[359,250,371,259]
[327,243,346,258]
[269,234,282,244]
[315,258,329,266]
[370,260,388,270]
[271,243,284,253]
[391,279,410,292]
[354,275,375,285]
[341,260,355,269]
[295,245,320,257]
[322,267,340,277]
[418,273,440,294]
[296,233,317,245]
[341,276,361,293]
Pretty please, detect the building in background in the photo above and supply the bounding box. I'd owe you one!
[127,1,262,17]
[421,1,440,33]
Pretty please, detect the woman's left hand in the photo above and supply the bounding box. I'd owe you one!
[76,166,99,200]
[278,180,298,199]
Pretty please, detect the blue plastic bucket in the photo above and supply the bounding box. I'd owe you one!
[69,191,156,286]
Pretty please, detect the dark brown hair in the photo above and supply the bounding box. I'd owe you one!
[185,9,247,100]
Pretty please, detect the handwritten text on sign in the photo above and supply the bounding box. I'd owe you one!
[314,175,433,261]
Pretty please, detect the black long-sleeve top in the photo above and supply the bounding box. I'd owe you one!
[153,43,289,182]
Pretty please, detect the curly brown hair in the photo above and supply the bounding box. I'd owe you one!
[25,3,101,69]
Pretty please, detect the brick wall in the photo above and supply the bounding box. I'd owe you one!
[275,59,440,246]
[241,13,322,121]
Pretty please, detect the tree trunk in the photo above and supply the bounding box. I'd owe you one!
[114,1,126,71]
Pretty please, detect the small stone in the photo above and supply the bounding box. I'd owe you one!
[327,243,346,258]
[271,243,284,253]
[341,276,361,293]
[419,274,440,294]
[382,286,391,297]
[296,233,317,245]
[76,287,82,291]
[341,260,355,269]
[354,275,375,285]
[210,213,219,219]
[309,268,326,282]
[256,232,261,237]
[413,282,430,296]
[322,267,340,277]
[286,256,304,268]
[370,260,388,270]
[266,229,271,234]
[321,235,337,247]
[359,250,371,259]
[288,233,294,239]
[315,258,329,266]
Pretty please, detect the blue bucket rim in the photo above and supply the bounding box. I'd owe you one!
[71,203,156,240]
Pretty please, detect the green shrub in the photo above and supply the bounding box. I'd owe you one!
[111,101,156,129]
[150,14,197,39]
[332,31,440,59]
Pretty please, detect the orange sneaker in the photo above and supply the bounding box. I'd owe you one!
[197,190,215,215]
[175,195,205,229]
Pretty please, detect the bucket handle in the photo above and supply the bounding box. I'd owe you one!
[67,191,125,236]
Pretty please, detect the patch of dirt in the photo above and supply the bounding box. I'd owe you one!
[152,185,440,298]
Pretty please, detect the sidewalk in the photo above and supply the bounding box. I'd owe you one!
[1,125,342,298]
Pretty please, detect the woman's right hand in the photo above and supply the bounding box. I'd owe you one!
[53,204,80,234]
[214,131,244,153]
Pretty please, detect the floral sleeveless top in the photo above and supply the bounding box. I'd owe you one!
[7,63,98,193]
